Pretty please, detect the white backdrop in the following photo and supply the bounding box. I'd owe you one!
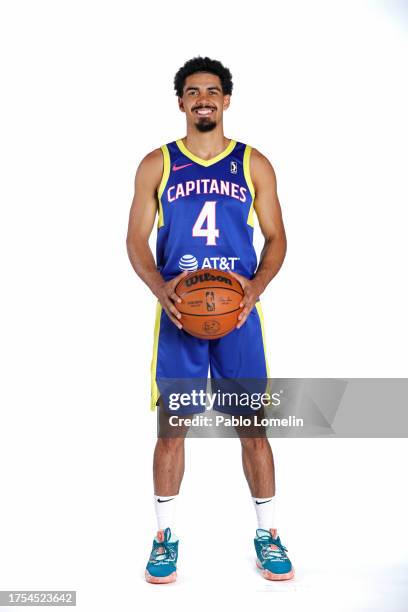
[0,1,407,611]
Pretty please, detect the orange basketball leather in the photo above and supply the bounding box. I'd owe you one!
[175,269,244,339]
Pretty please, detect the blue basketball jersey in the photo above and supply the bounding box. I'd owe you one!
[156,139,257,280]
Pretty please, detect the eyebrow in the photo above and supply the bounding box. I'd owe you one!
[184,85,222,93]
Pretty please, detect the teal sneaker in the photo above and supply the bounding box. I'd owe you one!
[145,527,178,584]
[254,528,295,580]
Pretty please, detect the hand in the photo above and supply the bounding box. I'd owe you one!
[156,270,188,330]
[229,271,263,329]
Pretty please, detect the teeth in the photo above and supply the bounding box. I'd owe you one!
[196,109,213,115]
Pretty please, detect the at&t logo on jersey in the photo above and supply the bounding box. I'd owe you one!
[179,254,198,271]
[178,254,240,272]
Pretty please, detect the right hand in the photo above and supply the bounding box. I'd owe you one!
[156,270,188,329]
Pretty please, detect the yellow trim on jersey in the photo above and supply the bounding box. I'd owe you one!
[157,145,170,228]
[255,301,270,378]
[150,301,162,410]
[175,138,237,167]
[243,145,256,228]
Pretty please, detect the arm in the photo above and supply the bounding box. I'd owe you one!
[231,148,287,328]
[126,149,186,329]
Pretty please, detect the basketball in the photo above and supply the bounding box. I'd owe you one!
[175,268,244,339]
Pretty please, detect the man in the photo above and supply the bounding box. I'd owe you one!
[126,56,294,584]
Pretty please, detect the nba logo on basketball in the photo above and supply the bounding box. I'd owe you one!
[230,161,237,174]
[205,291,216,312]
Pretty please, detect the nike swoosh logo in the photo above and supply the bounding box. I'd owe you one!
[157,498,175,503]
[172,163,193,171]
[255,499,272,505]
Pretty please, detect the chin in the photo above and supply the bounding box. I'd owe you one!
[195,121,217,133]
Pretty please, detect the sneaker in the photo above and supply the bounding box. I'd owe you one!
[254,528,295,580]
[145,527,178,584]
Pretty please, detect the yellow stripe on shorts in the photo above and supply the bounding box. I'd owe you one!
[255,301,270,377]
[150,301,162,410]
[255,301,273,403]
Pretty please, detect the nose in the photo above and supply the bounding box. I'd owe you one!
[196,100,213,109]
[195,93,212,107]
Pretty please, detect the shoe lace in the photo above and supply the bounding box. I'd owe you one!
[150,543,175,564]
[259,535,288,561]
[150,528,177,565]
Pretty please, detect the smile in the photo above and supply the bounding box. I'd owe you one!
[194,108,215,116]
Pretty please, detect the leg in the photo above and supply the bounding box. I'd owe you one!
[151,302,209,497]
[146,435,183,585]
[147,304,209,584]
[208,304,294,580]
[240,436,275,498]
[145,411,187,585]
[154,397,191,495]
[153,436,185,496]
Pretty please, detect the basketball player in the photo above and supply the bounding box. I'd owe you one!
[126,57,294,583]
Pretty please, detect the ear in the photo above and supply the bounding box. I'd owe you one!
[223,95,231,110]
[178,97,185,113]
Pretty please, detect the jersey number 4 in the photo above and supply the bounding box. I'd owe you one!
[192,200,219,246]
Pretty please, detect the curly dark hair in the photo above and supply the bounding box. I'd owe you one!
[174,56,233,97]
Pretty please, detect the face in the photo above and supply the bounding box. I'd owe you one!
[178,72,230,132]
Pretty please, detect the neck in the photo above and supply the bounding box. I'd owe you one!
[183,124,229,160]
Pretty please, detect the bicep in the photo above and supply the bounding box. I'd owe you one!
[251,151,285,241]
[127,150,163,243]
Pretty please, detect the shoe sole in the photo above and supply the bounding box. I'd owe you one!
[145,570,177,584]
[256,559,295,581]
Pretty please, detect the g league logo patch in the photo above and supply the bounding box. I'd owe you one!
[230,160,238,174]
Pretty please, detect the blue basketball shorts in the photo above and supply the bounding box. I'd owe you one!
[150,300,270,413]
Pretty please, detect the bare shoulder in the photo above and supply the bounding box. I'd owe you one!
[249,147,277,185]
[135,147,164,188]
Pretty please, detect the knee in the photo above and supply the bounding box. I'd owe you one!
[156,437,185,453]
[240,436,270,452]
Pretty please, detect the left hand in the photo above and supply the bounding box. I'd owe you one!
[229,271,263,329]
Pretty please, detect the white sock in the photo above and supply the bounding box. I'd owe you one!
[252,496,276,530]
[154,494,178,532]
